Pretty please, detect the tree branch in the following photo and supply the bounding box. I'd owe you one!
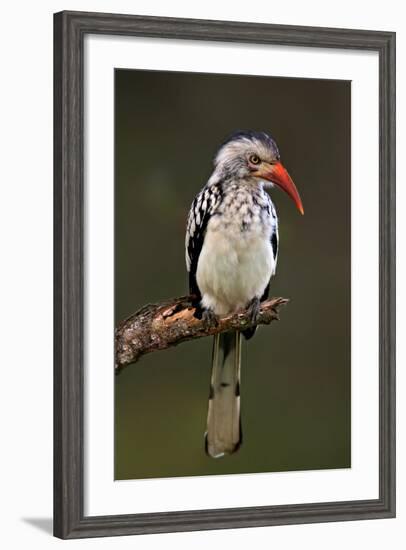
[115,295,288,373]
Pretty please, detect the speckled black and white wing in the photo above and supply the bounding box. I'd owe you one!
[262,200,279,301]
[185,183,222,302]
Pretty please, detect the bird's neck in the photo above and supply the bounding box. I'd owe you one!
[207,170,264,193]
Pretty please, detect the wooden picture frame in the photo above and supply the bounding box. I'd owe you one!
[54,10,396,539]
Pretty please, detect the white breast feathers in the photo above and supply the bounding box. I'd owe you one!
[196,186,277,316]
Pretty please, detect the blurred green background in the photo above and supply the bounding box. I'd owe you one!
[114,69,351,480]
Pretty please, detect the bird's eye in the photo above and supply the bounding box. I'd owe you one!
[249,154,260,165]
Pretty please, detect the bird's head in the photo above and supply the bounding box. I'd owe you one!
[213,130,304,215]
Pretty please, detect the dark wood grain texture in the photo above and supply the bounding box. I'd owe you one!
[54,10,396,539]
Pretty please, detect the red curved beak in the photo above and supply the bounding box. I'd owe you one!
[258,161,304,215]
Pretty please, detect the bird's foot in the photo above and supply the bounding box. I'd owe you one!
[246,297,261,325]
[193,304,204,320]
[202,308,219,328]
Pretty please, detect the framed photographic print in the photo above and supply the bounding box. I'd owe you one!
[54,10,396,539]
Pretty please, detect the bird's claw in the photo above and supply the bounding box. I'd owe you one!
[246,297,261,325]
[202,308,219,327]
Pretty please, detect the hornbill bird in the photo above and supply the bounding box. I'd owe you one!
[185,130,304,458]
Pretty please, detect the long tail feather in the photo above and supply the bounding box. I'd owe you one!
[205,331,242,458]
